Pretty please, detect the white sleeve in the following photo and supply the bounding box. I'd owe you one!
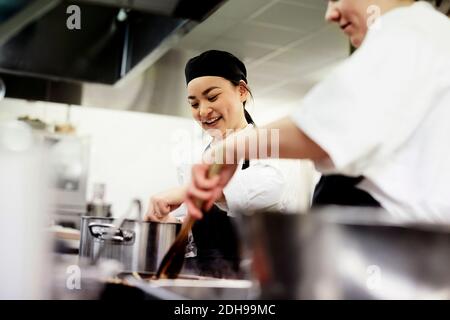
[291,25,435,176]
[220,160,285,216]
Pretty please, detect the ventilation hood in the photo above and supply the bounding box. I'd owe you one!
[0,0,226,90]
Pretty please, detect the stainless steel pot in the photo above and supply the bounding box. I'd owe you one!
[240,206,450,299]
[79,216,181,273]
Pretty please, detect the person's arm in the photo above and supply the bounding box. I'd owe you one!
[202,117,329,164]
[145,185,187,222]
[185,118,329,219]
[253,117,329,161]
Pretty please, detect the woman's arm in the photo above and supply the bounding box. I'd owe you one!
[145,185,187,222]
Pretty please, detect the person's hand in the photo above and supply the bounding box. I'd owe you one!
[146,212,179,223]
[185,163,238,220]
[145,186,186,222]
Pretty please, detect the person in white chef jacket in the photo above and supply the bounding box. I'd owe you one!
[146,50,317,278]
[185,0,450,224]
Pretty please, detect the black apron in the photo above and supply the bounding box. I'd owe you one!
[184,160,250,279]
[312,175,380,207]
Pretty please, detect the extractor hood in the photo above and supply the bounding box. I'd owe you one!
[0,0,226,87]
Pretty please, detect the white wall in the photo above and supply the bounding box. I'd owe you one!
[0,98,201,217]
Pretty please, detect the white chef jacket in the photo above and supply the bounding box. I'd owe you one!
[291,2,450,222]
[172,125,318,218]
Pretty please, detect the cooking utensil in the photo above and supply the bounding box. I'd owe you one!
[241,206,450,299]
[79,198,181,273]
[155,163,222,279]
[91,199,140,265]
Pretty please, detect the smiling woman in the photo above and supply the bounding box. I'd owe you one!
[147,50,267,278]
[145,50,311,278]
[187,77,250,134]
[185,50,254,137]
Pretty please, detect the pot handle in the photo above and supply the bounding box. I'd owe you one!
[88,222,135,244]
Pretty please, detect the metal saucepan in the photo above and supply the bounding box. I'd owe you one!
[240,206,450,299]
[79,216,181,273]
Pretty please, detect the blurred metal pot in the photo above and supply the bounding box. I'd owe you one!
[241,206,450,299]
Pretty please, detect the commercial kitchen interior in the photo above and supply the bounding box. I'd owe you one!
[1,0,450,300]
[0,0,349,216]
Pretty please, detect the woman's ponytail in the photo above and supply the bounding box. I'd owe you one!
[244,108,255,125]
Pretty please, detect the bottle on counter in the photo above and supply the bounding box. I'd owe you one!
[86,183,112,217]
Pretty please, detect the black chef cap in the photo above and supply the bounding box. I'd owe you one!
[185,50,247,85]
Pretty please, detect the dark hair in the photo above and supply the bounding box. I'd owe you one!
[230,79,255,125]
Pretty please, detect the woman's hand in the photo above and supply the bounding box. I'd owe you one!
[146,212,179,223]
[185,163,238,220]
[145,186,187,222]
